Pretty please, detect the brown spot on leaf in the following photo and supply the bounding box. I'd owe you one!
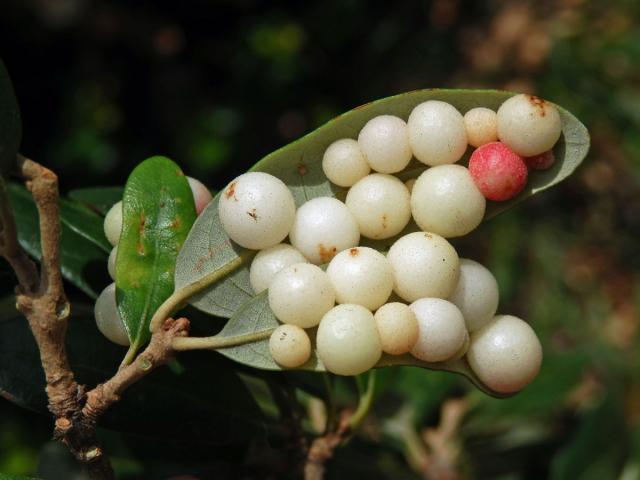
[247,209,259,221]
[225,181,238,200]
[171,217,182,229]
[318,244,338,263]
[159,201,165,208]
[139,214,146,236]
[349,248,359,256]
[192,247,219,273]
[298,164,307,176]
[527,95,548,117]
[137,243,145,256]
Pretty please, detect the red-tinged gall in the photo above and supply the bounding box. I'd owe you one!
[469,142,528,202]
[524,150,555,170]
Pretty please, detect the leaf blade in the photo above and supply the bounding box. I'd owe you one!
[67,186,124,215]
[176,89,589,319]
[59,198,111,253]
[7,183,108,298]
[116,156,197,356]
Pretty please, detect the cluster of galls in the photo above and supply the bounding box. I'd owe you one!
[219,93,559,394]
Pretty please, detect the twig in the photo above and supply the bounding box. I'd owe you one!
[0,177,38,291]
[304,371,378,480]
[0,157,190,479]
[420,398,468,480]
[304,410,352,480]
[82,317,190,423]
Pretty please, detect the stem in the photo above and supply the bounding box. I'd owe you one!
[322,373,337,433]
[349,370,377,431]
[172,328,274,351]
[149,250,254,332]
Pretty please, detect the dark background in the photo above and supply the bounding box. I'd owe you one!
[1,0,640,478]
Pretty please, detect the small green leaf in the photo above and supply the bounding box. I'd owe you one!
[67,186,124,215]
[59,198,111,253]
[211,292,508,397]
[176,89,589,319]
[117,156,197,358]
[0,58,21,175]
[6,183,108,298]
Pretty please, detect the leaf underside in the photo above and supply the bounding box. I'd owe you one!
[174,89,590,393]
[116,156,197,356]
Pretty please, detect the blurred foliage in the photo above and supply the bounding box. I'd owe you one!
[1,0,640,478]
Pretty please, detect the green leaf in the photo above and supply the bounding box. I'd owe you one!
[550,394,627,480]
[175,89,589,318]
[0,475,40,480]
[116,156,197,358]
[59,198,111,253]
[0,308,266,444]
[6,184,108,298]
[0,58,21,175]
[68,186,124,215]
[209,292,507,397]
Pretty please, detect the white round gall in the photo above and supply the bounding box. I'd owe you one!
[108,246,118,281]
[467,315,543,394]
[104,201,123,247]
[346,174,411,239]
[374,302,419,355]
[316,304,382,376]
[218,172,296,250]
[358,115,412,174]
[94,283,129,346]
[249,243,308,293]
[449,258,499,332]
[410,298,466,362]
[269,324,311,368]
[464,107,498,147]
[408,101,468,166]
[268,263,335,328]
[497,94,562,157]
[326,247,394,311]
[322,138,371,187]
[411,165,485,238]
[289,197,360,264]
[386,232,460,302]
